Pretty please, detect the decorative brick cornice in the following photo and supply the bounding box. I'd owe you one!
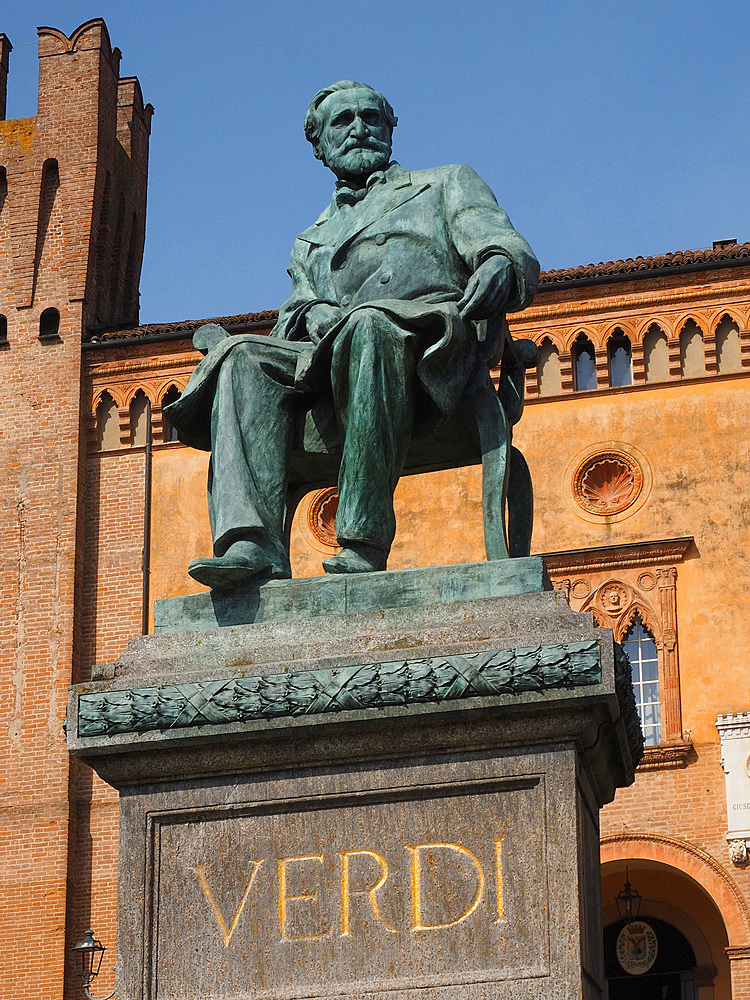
[725,945,750,961]
[637,741,693,771]
[511,284,750,330]
[86,310,278,343]
[85,245,750,344]
[89,354,198,378]
[541,537,693,576]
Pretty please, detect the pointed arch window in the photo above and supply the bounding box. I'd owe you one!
[608,331,632,387]
[537,337,562,396]
[715,314,742,374]
[679,320,705,378]
[162,385,182,442]
[96,391,119,451]
[542,540,692,768]
[573,334,597,391]
[129,390,150,447]
[622,614,661,746]
[643,323,669,383]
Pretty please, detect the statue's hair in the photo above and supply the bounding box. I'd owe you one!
[304,81,397,157]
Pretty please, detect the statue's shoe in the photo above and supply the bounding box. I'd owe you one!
[322,543,387,575]
[188,542,289,591]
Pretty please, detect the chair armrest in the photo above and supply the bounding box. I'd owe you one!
[499,336,538,426]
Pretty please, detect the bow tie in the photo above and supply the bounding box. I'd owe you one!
[334,170,387,208]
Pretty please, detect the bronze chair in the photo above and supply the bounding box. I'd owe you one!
[285,318,538,560]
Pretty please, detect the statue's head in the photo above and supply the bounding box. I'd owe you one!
[304,81,397,183]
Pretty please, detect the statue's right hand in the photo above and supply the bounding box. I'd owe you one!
[306,303,344,344]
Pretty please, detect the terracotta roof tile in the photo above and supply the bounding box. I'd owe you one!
[86,310,279,343]
[538,240,750,285]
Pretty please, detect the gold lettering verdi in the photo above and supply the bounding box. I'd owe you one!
[195,836,507,946]
[493,838,505,924]
[406,842,485,931]
[195,860,264,947]
[338,849,396,936]
[278,853,330,940]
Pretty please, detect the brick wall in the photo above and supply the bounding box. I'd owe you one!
[66,442,148,997]
[0,20,149,996]
[603,744,750,905]
[79,448,148,670]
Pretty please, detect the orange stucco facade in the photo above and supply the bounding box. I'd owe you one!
[2,17,750,1000]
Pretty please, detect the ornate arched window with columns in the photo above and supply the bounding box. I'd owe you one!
[544,538,692,769]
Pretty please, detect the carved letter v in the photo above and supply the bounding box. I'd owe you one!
[195,860,264,947]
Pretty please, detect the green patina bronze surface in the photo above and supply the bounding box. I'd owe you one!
[164,81,540,590]
[154,556,550,634]
[77,639,601,737]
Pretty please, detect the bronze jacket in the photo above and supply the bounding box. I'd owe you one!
[167,161,539,450]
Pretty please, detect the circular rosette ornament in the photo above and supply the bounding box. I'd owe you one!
[308,487,339,547]
[573,450,643,515]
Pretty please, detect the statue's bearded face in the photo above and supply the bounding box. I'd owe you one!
[317,88,392,182]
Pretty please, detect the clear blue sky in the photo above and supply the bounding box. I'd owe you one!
[2,2,748,325]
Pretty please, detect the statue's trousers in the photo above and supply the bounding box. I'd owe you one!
[206,311,418,564]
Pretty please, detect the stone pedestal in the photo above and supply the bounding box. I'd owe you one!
[67,559,642,1000]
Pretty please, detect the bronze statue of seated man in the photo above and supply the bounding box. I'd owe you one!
[165,81,539,590]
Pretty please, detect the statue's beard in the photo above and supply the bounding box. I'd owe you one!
[327,140,391,180]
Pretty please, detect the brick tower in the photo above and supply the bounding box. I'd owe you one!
[0,20,151,996]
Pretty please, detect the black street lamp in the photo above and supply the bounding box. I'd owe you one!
[615,866,642,924]
[71,930,116,1000]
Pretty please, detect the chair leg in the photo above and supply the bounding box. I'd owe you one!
[466,387,511,561]
[507,446,533,558]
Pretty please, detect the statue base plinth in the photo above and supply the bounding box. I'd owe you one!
[153,556,551,633]
[67,560,641,1000]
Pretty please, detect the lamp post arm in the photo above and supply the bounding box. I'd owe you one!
[83,987,116,1000]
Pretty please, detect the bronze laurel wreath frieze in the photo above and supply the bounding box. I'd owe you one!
[77,641,602,738]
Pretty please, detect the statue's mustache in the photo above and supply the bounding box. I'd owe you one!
[341,136,389,152]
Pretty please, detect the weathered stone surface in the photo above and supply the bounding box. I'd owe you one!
[68,573,641,1000]
[153,555,551,633]
[124,752,572,1000]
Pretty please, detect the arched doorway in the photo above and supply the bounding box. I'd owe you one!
[604,916,696,998]
[602,856,735,999]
